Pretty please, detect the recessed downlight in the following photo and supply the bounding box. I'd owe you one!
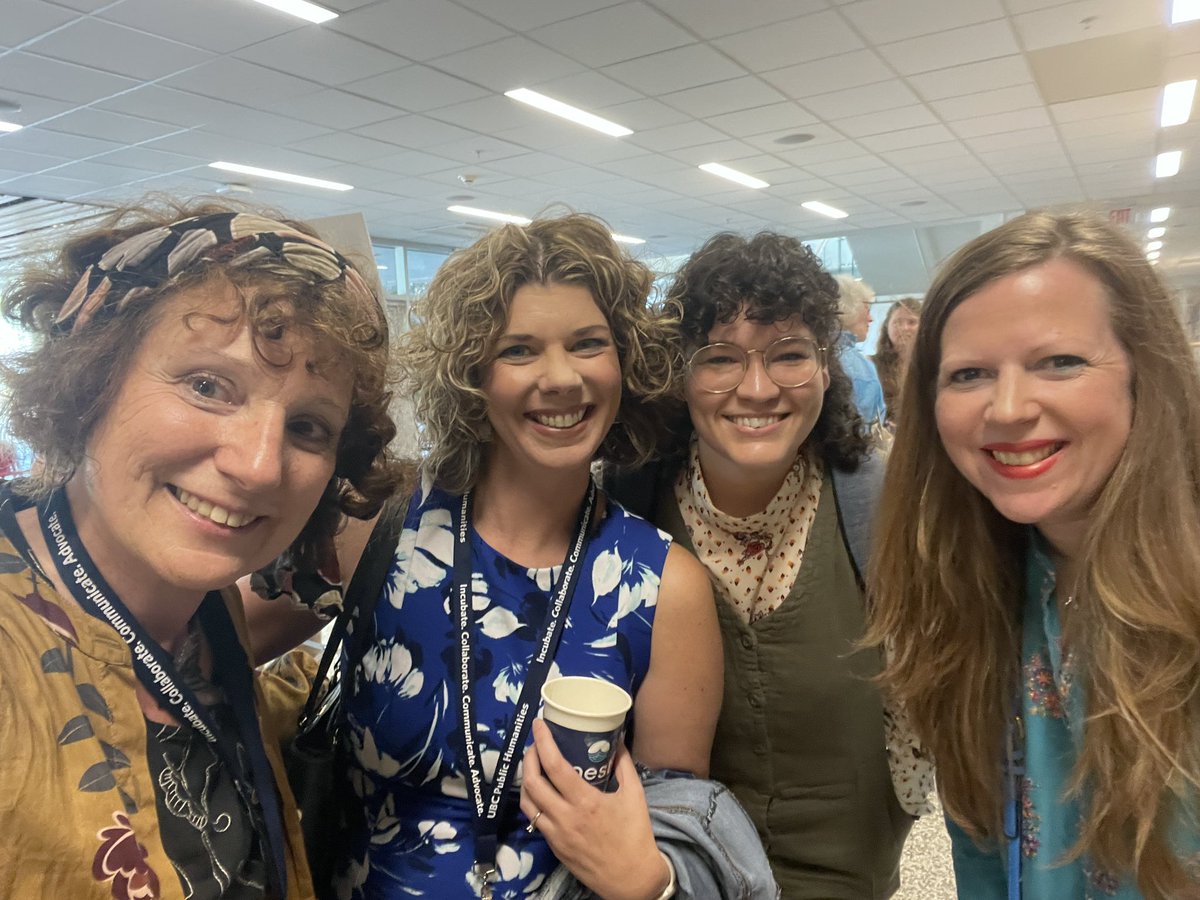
[774,132,816,146]
[899,199,928,207]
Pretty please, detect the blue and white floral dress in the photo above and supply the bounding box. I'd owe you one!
[337,484,671,899]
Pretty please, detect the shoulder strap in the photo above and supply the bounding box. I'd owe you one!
[829,453,885,581]
[299,499,407,724]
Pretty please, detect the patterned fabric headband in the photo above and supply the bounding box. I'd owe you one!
[54,211,376,334]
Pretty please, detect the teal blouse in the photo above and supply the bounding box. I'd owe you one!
[948,537,1143,899]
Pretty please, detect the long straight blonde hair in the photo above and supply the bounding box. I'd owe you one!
[865,211,1200,896]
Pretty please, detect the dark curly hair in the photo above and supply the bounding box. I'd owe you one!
[663,230,869,470]
[1,197,408,569]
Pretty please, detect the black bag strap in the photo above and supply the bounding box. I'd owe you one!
[299,499,408,727]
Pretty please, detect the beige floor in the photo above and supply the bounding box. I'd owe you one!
[894,799,958,900]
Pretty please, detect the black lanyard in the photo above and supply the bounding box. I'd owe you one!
[453,482,597,895]
[38,490,289,898]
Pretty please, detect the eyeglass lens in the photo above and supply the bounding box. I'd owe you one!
[689,337,821,392]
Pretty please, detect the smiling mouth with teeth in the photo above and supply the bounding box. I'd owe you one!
[727,414,785,429]
[989,443,1063,466]
[172,487,257,528]
[530,407,588,429]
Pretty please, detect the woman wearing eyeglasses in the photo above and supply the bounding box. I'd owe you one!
[609,232,929,898]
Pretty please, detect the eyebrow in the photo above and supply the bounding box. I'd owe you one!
[499,323,612,341]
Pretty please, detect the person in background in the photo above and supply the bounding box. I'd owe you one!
[866,211,1200,898]
[872,297,922,428]
[610,232,931,898]
[247,213,724,899]
[834,274,887,429]
[0,201,403,899]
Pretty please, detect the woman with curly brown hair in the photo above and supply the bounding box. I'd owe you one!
[251,213,724,899]
[865,211,1200,898]
[608,231,929,898]
[872,297,922,428]
[0,199,403,899]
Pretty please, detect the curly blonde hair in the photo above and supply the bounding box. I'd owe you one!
[400,213,679,493]
[2,197,407,566]
[865,210,1200,897]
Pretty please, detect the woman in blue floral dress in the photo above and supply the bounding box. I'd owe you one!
[865,211,1200,898]
[253,214,723,899]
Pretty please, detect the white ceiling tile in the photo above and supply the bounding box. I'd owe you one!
[201,107,332,145]
[528,71,642,108]
[1004,0,1081,12]
[761,51,895,100]
[930,84,1046,120]
[775,139,869,166]
[602,43,744,95]
[804,154,887,177]
[882,142,976,165]
[422,135,531,165]
[1050,88,1158,122]
[1057,112,1152,140]
[647,0,825,38]
[842,0,1006,44]
[41,108,184,145]
[91,145,207,173]
[94,86,248,129]
[877,21,1022,76]
[666,140,762,166]
[1,172,105,198]
[0,146,74,172]
[487,153,582,177]
[833,104,939,137]
[0,127,118,161]
[599,154,690,180]
[354,115,477,149]
[452,0,624,31]
[530,3,694,67]
[331,0,509,61]
[269,89,401,131]
[598,98,693,131]
[907,55,1035,101]
[537,136,646,165]
[236,28,404,86]
[802,80,922,120]
[661,77,785,118]
[343,66,488,112]
[43,0,114,10]
[714,11,864,71]
[433,95,545,133]
[98,0,302,53]
[436,36,585,88]
[704,103,818,138]
[742,123,845,153]
[362,149,463,178]
[163,59,322,106]
[290,132,399,164]
[627,121,728,151]
[0,51,139,104]
[1014,0,1162,53]
[950,107,1053,138]
[5,0,78,46]
[25,18,213,81]
[859,124,957,152]
[965,126,1060,152]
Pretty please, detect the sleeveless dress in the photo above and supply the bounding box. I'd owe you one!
[338,485,672,899]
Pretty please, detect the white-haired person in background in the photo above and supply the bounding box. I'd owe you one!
[834,274,887,430]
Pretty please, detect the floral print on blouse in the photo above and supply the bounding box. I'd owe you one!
[337,485,671,899]
[948,533,1198,899]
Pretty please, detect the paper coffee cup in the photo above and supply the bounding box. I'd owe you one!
[541,676,631,790]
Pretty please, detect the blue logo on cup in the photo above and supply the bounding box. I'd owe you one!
[587,739,610,764]
[544,721,623,791]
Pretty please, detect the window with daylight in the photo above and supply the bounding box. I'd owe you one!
[371,241,453,298]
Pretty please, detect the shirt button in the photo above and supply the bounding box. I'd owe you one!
[748,694,763,708]
[740,635,755,650]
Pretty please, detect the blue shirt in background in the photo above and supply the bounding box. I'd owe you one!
[836,331,887,427]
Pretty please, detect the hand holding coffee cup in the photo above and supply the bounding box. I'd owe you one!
[540,676,632,791]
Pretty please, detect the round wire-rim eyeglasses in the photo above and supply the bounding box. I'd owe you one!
[687,336,827,394]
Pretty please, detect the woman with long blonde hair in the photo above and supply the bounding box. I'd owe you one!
[865,210,1200,898]
[871,297,922,427]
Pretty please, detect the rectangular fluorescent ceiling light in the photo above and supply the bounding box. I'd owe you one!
[1156,151,1182,177]
[505,89,632,137]
[448,205,532,225]
[1148,226,1167,238]
[802,200,849,219]
[1172,0,1200,23]
[699,163,769,189]
[611,233,645,245]
[249,0,337,23]
[1146,240,1164,251]
[209,161,352,191]
[0,121,21,133]
[1151,206,1172,222]
[1162,80,1197,127]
